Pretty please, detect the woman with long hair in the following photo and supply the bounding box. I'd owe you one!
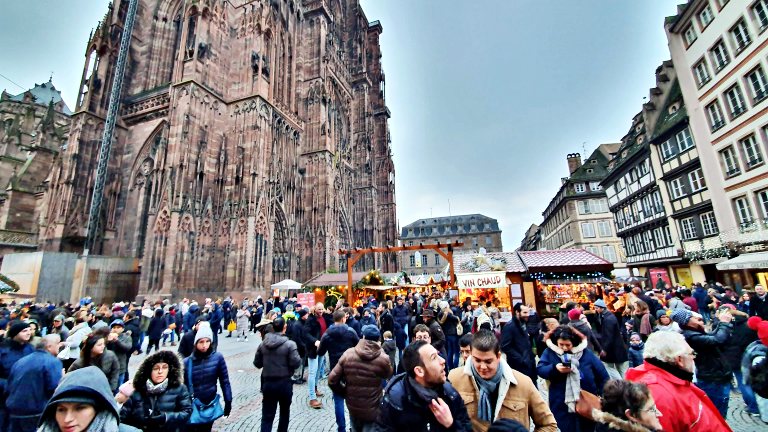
[120,351,192,432]
[183,322,233,432]
[60,310,92,370]
[593,380,663,432]
[537,325,609,432]
[68,329,120,393]
[36,366,140,432]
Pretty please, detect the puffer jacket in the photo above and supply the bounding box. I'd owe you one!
[328,339,393,422]
[253,332,301,379]
[147,310,166,340]
[681,321,733,383]
[742,340,768,398]
[318,323,360,369]
[120,350,192,432]
[183,305,199,332]
[0,340,34,397]
[184,350,232,405]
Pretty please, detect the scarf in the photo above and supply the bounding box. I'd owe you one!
[37,411,120,432]
[146,378,169,395]
[469,359,503,422]
[639,313,652,336]
[561,350,584,413]
[645,357,694,382]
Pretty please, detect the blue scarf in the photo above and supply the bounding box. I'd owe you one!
[469,359,503,422]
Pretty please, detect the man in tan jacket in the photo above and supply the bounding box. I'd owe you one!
[447,330,557,432]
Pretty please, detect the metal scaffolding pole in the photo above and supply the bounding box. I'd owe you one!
[84,0,139,256]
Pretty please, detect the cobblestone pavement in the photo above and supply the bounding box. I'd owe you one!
[129,333,766,432]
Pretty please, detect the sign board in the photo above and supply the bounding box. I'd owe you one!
[456,271,507,289]
[297,292,315,308]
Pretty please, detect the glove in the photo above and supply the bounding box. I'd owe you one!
[224,400,232,417]
[147,412,166,427]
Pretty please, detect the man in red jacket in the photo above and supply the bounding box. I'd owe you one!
[626,331,731,432]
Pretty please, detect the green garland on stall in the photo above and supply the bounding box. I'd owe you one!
[354,269,384,290]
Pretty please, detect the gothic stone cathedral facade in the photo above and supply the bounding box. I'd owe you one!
[39,0,398,299]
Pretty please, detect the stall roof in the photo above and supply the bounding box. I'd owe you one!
[453,249,612,274]
[716,252,768,270]
[518,249,612,271]
[305,272,367,287]
[454,252,527,273]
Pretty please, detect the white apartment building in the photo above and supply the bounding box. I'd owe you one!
[667,0,768,288]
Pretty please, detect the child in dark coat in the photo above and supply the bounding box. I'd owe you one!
[382,330,397,369]
[627,332,645,367]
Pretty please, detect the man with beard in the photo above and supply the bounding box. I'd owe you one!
[448,330,556,431]
[670,308,733,419]
[626,331,731,431]
[500,304,537,387]
[377,340,472,431]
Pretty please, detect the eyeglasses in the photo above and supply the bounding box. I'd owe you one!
[640,404,663,416]
[152,365,169,372]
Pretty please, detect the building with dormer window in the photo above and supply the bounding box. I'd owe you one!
[537,144,627,274]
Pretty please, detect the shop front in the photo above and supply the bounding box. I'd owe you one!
[455,271,516,311]
[717,251,768,291]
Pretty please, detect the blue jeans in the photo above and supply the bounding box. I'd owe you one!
[445,335,459,370]
[333,393,345,432]
[734,370,759,414]
[308,356,321,400]
[696,380,730,419]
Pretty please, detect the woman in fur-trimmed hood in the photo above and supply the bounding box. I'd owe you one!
[119,350,191,432]
[592,379,663,432]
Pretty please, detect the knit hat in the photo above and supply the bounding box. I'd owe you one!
[567,308,582,321]
[476,313,492,329]
[194,321,214,344]
[362,324,381,341]
[110,319,125,328]
[655,309,669,320]
[669,308,692,327]
[593,299,607,309]
[53,315,65,322]
[7,320,30,340]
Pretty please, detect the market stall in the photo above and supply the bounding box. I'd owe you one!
[455,271,513,311]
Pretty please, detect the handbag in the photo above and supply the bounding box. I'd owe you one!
[456,322,464,336]
[575,389,601,420]
[226,320,237,332]
[186,358,225,424]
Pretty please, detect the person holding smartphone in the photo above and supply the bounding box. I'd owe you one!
[537,325,609,432]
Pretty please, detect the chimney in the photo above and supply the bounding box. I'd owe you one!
[567,153,582,175]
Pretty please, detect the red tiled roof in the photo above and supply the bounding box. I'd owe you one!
[517,249,612,270]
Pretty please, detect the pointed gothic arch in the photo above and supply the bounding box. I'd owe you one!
[272,204,290,283]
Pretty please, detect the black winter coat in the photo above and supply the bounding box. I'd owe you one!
[596,310,628,363]
[375,373,472,432]
[318,323,360,369]
[184,351,232,404]
[392,304,410,328]
[500,317,537,382]
[426,319,446,353]
[722,315,757,372]
[120,385,192,432]
[124,318,141,350]
[286,318,307,358]
[254,332,302,379]
[682,322,733,383]
[303,314,323,359]
[147,314,166,340]
[439,310,459,337]
[379,311,395,335]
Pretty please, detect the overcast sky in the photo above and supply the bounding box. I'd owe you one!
[0,0,679,251]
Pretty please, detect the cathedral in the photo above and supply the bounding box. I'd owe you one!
[38,0,398,300]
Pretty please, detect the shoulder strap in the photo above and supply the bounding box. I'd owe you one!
[186,357,194,396]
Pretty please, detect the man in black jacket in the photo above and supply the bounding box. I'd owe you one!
[318,309,359,432]
[594,299,629,380]
[671,307,734,419]
[422,309,446,357]
[499,303,537,387]
[376,340,472,432]
[392,297,410,342]
[750,284,768,319]
[254,317,302,432]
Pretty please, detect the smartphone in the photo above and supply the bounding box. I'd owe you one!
[562,353,571,368]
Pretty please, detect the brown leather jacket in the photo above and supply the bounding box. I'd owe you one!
[328,338,393,422]
[447,360,557,432]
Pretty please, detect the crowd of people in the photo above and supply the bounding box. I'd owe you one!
[0,281,766,432]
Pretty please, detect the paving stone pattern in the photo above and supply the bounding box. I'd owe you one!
[129,334,765,432]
